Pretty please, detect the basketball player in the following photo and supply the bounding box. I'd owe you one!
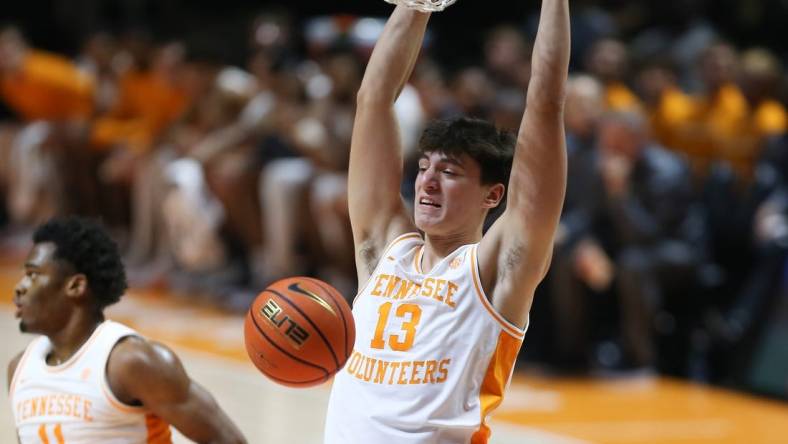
[7,217,247,443]
[324,0,569,442]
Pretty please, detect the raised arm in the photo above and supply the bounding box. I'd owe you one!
[107,338,246,444]
[348,5,428,283]
[479,0,570,327]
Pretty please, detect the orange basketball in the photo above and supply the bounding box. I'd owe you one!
[244,276,355,387]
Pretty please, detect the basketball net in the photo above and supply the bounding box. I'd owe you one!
[383,0,458,12]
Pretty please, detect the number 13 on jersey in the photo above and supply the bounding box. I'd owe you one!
[370,302,422,351]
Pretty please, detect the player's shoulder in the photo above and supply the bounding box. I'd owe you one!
[107,337,186,402]
[109,336,178,371]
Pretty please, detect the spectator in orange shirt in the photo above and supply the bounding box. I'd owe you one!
[635,60,701,163]
[0,27,95,122]
[697,43,786,180]
[696,42,751,178]
[88,41,194,230]
[642,42,771,182]
[585,38,642,113]
[0,26,96,225]
[739,47,787,140]
[90,41,191,159]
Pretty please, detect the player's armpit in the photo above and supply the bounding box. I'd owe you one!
[477,213,554,329]
[107,337,247,444]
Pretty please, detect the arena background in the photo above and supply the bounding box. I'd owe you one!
[1,0,787,442]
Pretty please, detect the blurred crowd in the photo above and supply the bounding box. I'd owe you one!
[1,4,787,396]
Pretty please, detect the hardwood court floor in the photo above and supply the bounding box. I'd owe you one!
[0,255,786,443]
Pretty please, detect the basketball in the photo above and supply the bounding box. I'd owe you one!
[244,276,355,387]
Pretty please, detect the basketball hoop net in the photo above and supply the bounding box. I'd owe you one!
[383,0,458,12]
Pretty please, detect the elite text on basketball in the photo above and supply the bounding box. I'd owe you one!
[260,299,310,348]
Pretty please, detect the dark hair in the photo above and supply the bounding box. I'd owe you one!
[33,216,127,309]
[418,116,515,186]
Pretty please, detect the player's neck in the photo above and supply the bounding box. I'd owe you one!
[422,230,481,273]
[47,312,105,365]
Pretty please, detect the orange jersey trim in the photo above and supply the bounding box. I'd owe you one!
[469,246,526,339]
[145,413,173,444]
[470,331,522,444]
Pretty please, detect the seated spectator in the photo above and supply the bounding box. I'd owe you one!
[635,59,700,161]
[551,109,703,373]
[0,26,95,225]
[584,38,642,112]
[483,25,531,91]
[692,42,748,178]
[549,74,605,370]
[700,133,788,383]
[0,27,94,122]
[257,48,361,291]
[90,41,193,176]
[738,47,787,147]
[76,31,121,115]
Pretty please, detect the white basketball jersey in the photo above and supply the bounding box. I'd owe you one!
[9,320,172,444]
[325,232,526,444]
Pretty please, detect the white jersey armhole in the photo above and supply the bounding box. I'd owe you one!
[469,244,528,339]
[352,232,423,306]
[100,334,146,414]
[8,337,42,405]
